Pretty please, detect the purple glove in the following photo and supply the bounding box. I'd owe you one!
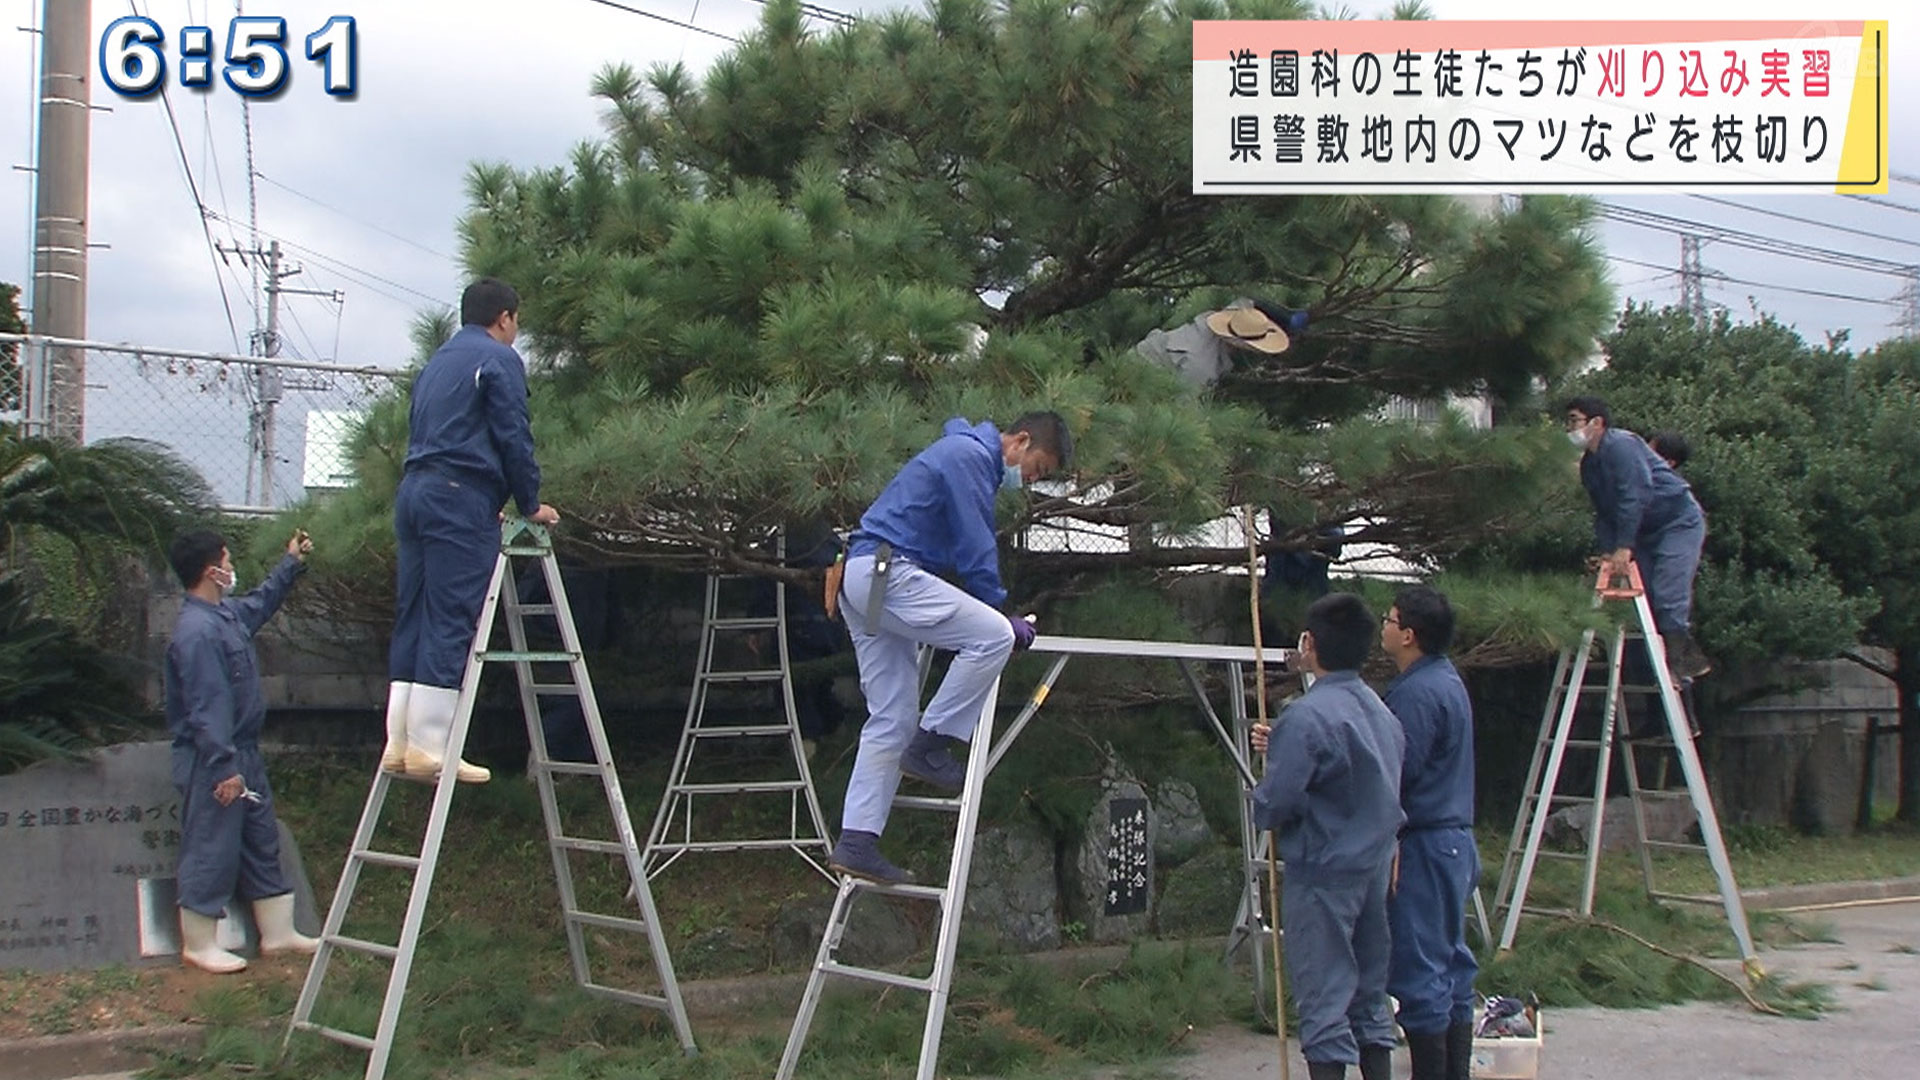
[1008,614,1037,651]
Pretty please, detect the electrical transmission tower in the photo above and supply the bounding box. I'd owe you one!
[1898,267,1920,340]
[1679,235,1709,328]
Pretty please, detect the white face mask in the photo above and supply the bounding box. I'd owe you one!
[208,566,237,595]
[1567,428,1589,449]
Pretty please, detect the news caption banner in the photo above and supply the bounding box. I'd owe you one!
[1193,20,1889,195]
[99,12,357,98]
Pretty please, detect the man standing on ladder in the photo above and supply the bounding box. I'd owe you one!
[827,412,1073,884]
[383,279,561,784]
[1565,396,1712,682]
[1380,586,1478,1080]
[1566,395,1720,680]
[1250,594,1405,1080]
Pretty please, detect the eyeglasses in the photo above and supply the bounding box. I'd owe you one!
[1564,415,1591,429]
[1383,615,1400,627]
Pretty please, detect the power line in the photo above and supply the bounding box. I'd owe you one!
[1687,195,1920,254]
[1846,195,1920,218]
[1600,203,1917,277]
[253,171,456,262]
[579,0,740,42]
[133,0,243,351]
[282,298,326,362]
[203,208,446,308]
[733,0,858,27]
[1606,253,1897,307]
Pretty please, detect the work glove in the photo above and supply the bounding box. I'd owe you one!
[1008,614,1037,651]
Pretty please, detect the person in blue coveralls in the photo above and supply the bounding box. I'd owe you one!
[1380,585,1479,1080]
[1250,593,1405,1080]
[1565,395,1711,681]
[165,527,320,974]
[827,412,1074,884]
[382,279,560,784]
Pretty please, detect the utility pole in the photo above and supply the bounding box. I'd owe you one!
[257,240,289,507]
[218,239,342,506]
[29,0,91,442]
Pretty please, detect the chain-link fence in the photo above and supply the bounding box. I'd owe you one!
[2,334,406,513]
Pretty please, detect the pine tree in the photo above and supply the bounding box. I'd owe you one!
[287,1,1615,651]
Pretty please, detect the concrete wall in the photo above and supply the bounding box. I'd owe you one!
[1706,650,1901,835]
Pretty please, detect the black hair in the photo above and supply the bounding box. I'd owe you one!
[1007,411,1074,471]
[460,278,520,328]
[1391,584,1456,656]
[1648,430,1691,469]
[169,530,227,590]
[1304,592,1376,672]
[1563,395,1610,425]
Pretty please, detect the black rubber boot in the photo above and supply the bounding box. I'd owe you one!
[1358,1043,1395,1080]
[1445,1021,1476,1080]
[1307,1062,1347,1080]
[1407,1030,1449,1080]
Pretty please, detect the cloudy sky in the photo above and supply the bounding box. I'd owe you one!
[1,0,1913,372]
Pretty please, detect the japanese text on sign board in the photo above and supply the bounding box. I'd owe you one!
[1192,21,1888,194]
[1105,798,1151,917]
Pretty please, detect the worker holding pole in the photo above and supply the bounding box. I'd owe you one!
[1251,593,1405,1080]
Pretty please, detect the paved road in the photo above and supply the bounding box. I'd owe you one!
[1142,900,1920,1079]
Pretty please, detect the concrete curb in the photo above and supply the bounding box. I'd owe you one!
[1,1024,202,1080]
[1741,874,1920,911]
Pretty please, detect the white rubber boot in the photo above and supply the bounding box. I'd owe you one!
[403,685,490,784]
[179,908,247,973]
[380,681,414,773]
[252,893,318,955]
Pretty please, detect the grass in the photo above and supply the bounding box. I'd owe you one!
[1668,822,1920,893]
[143,941,1250,1080]
[0,965,144,1034]
[37,738,1920,1074]
[1478,879,1834,1018]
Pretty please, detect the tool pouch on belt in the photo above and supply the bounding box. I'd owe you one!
[823,553,846,621]
[864,542,893,628]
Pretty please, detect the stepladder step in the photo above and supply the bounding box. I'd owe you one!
[1493,571,1755,970]
[642,561,833,888]
[288,521,697,1079]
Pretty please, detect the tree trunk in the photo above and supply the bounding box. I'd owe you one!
[1898,645,1920,825]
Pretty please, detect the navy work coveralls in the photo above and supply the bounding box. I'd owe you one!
[164,555,305,916]
[1579,428,1706,633]
[837,419,1017,837]
[391,324,543,689]
[1254,671,1407,1066]
[1383,653,1480,1037]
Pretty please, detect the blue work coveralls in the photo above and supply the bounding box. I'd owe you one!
[1383,653,1480,1037]
[836,419,1016,837]
[1254,671,1407,1066]
[391,324,543,689]
[1579,428,1706,633]
[164,555,305,917]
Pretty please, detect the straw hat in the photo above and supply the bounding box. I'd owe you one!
[1204,306,1291,354]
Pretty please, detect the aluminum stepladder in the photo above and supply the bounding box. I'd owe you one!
[286,520,695,1080]
[776,649,1061,1080]
[643,533,833,880]
[1491,562,1760,975]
